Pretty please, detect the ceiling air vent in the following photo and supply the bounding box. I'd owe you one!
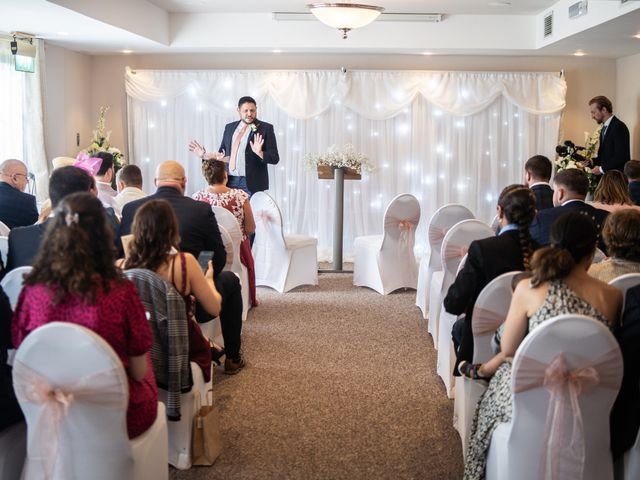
[543,12,553,38]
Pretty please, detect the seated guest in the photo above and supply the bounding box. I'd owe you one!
[12,193,158,439]
[530,168,609,252]
[120,161,245,374]
[590,170,640,213]
[115,164,146,212]
[93,151,121,216]
[1,285,22,432]
[122,200,224,379]
[37,157,77,223]
[624,160,640,206]
[192,159,258,307]
[524,154,554,210]
[589,209,640,282]
[0,159,38,228]
[460,212,621,479]
[6,166,94,271]
[444,184,537,373]
[611,284,640,460]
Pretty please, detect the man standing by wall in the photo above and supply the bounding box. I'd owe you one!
[589,95,630,175]
[189,96,280,196]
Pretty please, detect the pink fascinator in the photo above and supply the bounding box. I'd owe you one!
[73,152,103,176]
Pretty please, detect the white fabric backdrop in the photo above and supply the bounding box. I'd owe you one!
[126,69,565,261]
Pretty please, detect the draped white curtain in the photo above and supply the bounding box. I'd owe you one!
[0,39,48,200]
[126,69,565,260]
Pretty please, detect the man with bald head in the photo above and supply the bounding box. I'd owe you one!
[0,159,38,228]
[120,161,245,374]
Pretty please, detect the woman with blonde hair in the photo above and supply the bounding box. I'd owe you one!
[590,170,640,212]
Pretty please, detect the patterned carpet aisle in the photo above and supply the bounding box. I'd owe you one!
[171,272,463,480]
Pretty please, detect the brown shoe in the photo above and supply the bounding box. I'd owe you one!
[224,357,245,375]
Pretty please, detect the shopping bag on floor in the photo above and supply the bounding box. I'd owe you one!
[192,389,223,465]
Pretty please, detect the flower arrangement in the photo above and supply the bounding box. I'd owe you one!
[555,125,602,194]
[305,144,374,175]
[81,106,126,168]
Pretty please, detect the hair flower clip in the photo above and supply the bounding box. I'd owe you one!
[65,212,79,226]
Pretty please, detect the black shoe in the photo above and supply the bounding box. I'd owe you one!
[211,345,225,366]
[224,357,245,375]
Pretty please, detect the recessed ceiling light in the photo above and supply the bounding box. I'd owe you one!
[272,49,283,53]
[56,31,69,36]
[488,1,512,6]
[633,33,640,39]
[573,50,586,56]
[121,49,133,54]
[421,51,433,55]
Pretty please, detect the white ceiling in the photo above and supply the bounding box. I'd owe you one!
[0,0,639,58]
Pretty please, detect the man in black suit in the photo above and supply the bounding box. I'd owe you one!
[444,185,537,372]
[189,96,279,195]
[624,160,640,206]
[119,160,245,374]
[524,154,554,210]
[0,159,38,228]
[530,168,609,252]
[5,166,94,272]
[589,96,630,174]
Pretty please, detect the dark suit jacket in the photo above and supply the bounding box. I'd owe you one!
[596,116,630,173]
[611,285,640,459]
[0,182,38,229]
[0,285,23,431]
[218,119,279,193]
[530,183,554,211]
[119,186,226,276]
[529,200,609,253]
[443,230,533,369]
[629,181,640,206]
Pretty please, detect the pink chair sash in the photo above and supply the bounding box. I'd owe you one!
[428,225,447,245]
[256,210,277,227]
[73,152,103,176]
[443,244,468,262]
[13,359,125,480]
[513,350,621,480]
[471,307,505,336]
[385,216,418,247]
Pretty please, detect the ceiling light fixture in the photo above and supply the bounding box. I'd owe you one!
[573,50,585,56]
[307,3,385,39]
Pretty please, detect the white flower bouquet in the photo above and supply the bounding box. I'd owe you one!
[81,106,126,168]
[305,144,374,175]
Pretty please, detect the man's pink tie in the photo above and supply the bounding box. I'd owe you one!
[229,123,249,172]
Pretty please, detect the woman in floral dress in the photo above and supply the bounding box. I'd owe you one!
[460,212,622,479]
[193,159,257,307]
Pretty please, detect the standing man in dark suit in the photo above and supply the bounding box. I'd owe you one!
[524,154,554,210]
[624,160,640,206]
[0,159,38,228]
[530,169,609,251]
[589,95,630,175]
[5,166,94,272]
[189,96,280,196]
[120,160,245,374]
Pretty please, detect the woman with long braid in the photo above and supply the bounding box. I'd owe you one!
[444,184,538,375]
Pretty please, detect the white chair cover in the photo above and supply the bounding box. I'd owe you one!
[353,193,421,295]
[624,427,640,480]
[251,192,318,293]
[218,225,234,273]
[13,322,168,480]
[593,247,607,264]
[609,273,640,313]
[0,422,26,479]
[212,206,250,321]
[1,266,32,308]
[486,315,622,480]
[436,219,494,398]
[0,221,10,236]
[453,270,521,457]
[0,236,8,268]
[419,204,474,339]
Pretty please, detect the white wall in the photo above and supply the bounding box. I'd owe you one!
[616,52,640,159]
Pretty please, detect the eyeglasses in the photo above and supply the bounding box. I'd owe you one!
[13,172,30,182]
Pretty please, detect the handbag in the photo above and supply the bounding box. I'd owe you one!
[192,389,223,466]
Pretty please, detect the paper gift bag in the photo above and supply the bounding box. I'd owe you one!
[192,389,222,465]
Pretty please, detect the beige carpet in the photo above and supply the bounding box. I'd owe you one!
[171,271,463,480]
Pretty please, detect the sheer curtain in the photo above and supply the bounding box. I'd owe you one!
[126,69,565,260]
[0,39,48,200]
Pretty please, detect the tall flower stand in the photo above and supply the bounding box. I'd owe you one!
[317,165,361,272]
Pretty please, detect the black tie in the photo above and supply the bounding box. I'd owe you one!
[601,124,608,143]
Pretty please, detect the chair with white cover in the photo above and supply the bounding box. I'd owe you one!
[624,427,640,480]
[1,266,32,308]
[251,191,318,293]
[354,194,421,295]
[436,220,494,398]
[0,236,7,267]
[485,314,622,480]
[218,225,234,273]
[453,270,521,457]
[418,204,474,342]
[0,422,26,479]
[13,322,168,480]
[0,221,9,236]
[609,273,640,312]
[594,247,607,264]
[212,206,250,321]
